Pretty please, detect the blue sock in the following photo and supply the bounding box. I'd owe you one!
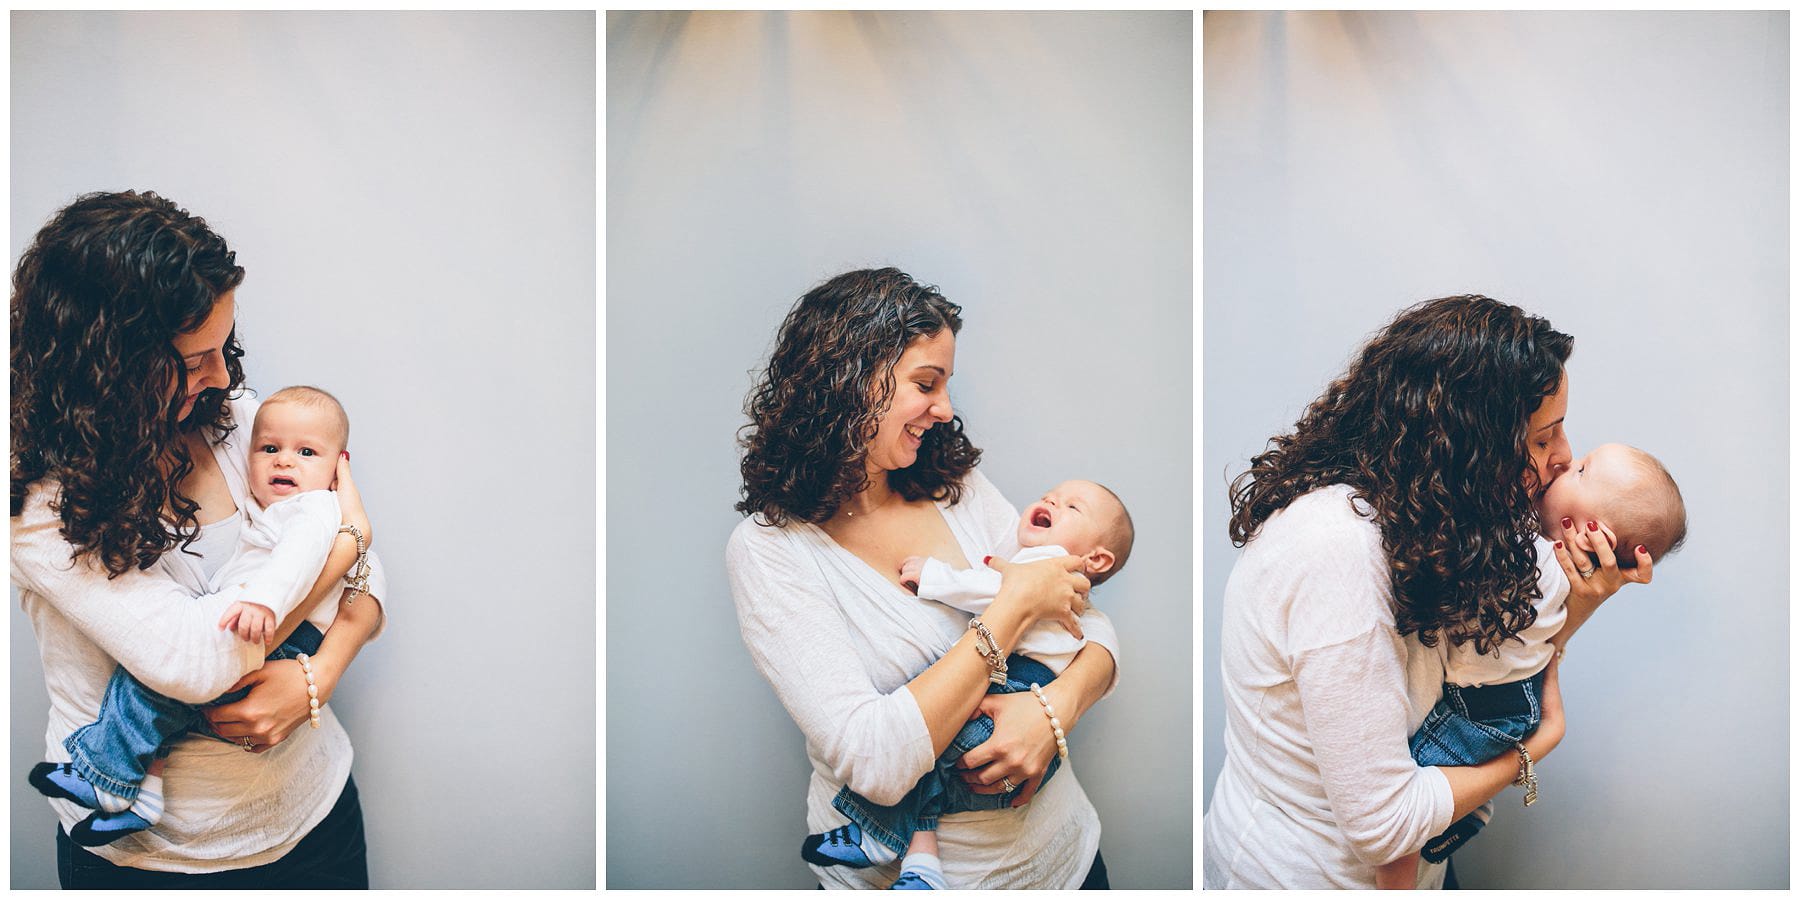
[892,852,947,889]
[802,823,899,869]
[28,762,132,812]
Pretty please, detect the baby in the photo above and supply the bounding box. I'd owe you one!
[802,479,1134,890]
[1377,443,1686,888]
[30,386,363,846]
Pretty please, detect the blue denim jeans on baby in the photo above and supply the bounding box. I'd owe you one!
[831,654,1064,857]
[63,622,326,801]
[1407,666,1547,862]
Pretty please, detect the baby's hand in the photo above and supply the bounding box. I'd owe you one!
[899,556,927,594]
[218,599,277,646]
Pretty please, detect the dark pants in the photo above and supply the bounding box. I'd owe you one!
[57,775,367,889]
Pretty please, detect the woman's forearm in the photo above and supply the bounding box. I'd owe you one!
[1439,713,1560,821]
[305,590,384,703]
[1040,641,1115,732]
[905,598,1035,755]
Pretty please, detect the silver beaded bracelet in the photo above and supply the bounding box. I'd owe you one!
[337,524,371,605]
[967,619,1008,685]
[1030,683,1069,760]
[1512,742,1538,806]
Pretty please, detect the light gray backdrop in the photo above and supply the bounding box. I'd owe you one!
[10,12,596,889]
[606,11,1191,889]
[1202,11,1787,889]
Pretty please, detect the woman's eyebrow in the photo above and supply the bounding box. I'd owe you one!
[1534,416,1565,434]
[913,365,948,378]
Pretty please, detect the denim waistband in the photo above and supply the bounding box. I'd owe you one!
[1447,667,1547,721]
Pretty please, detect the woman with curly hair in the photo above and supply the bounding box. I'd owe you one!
[726,268,1120,889]
[11,191,386,887]
[1202,295,1653,889]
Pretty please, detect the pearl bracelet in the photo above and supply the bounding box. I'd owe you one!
[296,652,322,729]
[1030,683,1069,760]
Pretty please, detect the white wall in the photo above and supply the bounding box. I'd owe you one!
[606,11,1191,888]
[1202,11,1786,889]
[10,12,596,888]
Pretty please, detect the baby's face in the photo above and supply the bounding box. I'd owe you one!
[246,402,344,508]
[1536,443,1635,539]
[1017,480,1120,556]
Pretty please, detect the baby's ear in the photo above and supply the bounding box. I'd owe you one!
[1084,547,1115,576]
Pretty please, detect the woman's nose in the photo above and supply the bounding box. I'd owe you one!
[931,394,953,422]
[1548,439,1573,476]
[196,353,228,392]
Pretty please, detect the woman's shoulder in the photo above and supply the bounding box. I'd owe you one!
[1231,485,1396,648]
[726,513,818,570]
[1253,484,1381,549]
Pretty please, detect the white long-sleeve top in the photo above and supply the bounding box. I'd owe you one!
[1204,485,1453,889]
[12,394,389,873]
[216,489,343,636]
[916,544,1087,676]
[726,468,1121,889]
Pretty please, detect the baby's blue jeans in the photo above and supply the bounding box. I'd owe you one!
[832,654,1064,856]
[1408,666,1548,862]
[62,622,326,801]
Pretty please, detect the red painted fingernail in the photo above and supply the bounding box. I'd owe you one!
[983,556,991,565]
[1561,517,1573,530]
[1554,541,1563,550]
[1586,521,1598,532]
[1636,545,1647,556]
[342,451,350,460]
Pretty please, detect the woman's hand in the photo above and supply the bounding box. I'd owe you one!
[955,690,1061,807]
[1554,516,1652,596]
[333,453,372,547]
[201,659,319,753]
[987,554,1089,639]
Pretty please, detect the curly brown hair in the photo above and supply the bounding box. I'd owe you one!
[737,268,981,526]
[1228,295,1573,654]
[12,191,247,577]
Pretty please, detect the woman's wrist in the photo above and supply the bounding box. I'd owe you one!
[973,596,1032,655]
[1038,679,1084,734]
[308,645,348,703]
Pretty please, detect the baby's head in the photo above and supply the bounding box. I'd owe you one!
[1017,480,1135,586]
[1538,443,1686,568]
[247,386,350,509]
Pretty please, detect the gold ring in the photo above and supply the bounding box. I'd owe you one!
[241,737,255,752]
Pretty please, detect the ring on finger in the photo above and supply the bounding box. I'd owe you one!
[240,737,255,752]
[1000,777,1017,792]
